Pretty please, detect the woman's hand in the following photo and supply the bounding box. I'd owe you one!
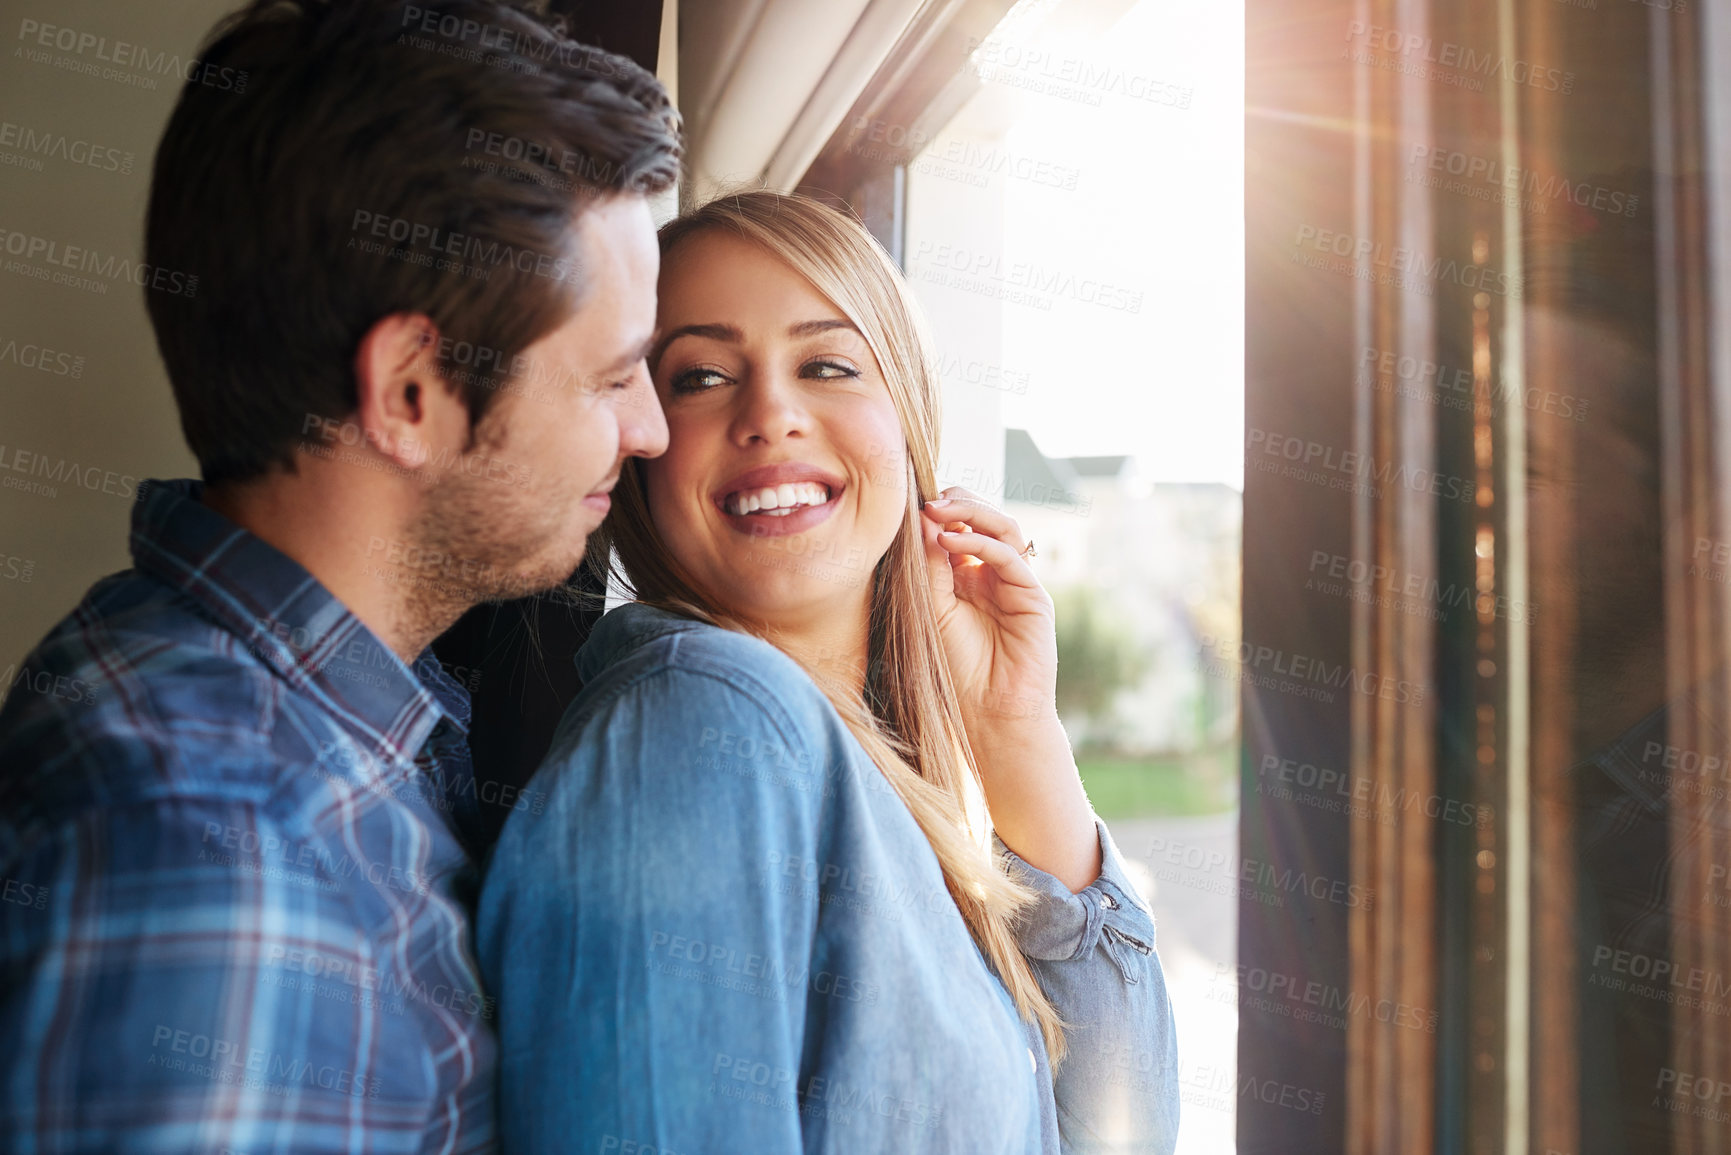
[920,487,1101,890]
[919,487,1056,727]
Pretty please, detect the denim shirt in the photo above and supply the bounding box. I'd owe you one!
[478,603,1179,1153]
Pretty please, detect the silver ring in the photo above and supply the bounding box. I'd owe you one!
[1019,540,1036,559]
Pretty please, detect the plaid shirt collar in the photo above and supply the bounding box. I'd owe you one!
[129,479,470,791]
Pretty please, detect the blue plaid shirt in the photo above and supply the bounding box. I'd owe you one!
[0,479,497,1153]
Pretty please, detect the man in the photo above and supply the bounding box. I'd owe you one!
[0,1,677,1150]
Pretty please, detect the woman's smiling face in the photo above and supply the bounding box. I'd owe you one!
[644,230,908,627]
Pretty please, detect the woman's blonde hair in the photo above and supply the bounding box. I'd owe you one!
[588,189,1066,1063]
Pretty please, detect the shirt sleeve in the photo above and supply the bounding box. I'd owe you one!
[998,818,1181,1155]
[0,797,472,1154]
[478,664,831,1154]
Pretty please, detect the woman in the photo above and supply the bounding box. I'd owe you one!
[477,191,1179,1153]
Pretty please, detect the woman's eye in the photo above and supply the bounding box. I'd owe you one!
[804,359,860,380]
[669,367,730,395]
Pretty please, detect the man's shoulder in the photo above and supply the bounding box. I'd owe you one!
[0,570,322,840]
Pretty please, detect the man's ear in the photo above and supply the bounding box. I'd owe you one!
[352,313,471,469]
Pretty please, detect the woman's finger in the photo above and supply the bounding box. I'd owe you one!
[935,530,1041,591]
[922,505,959,603]
[922,490,1026,552]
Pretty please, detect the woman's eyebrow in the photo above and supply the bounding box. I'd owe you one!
[649,322,740,370]
[650,319,860,371]
[788,319,857,338]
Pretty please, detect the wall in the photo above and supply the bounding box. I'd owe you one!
[0,2,221,672]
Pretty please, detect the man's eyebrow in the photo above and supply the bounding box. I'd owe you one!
[648,322,741,371]
[602,333,657,377]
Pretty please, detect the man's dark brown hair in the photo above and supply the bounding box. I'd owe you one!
[144,0,681,484]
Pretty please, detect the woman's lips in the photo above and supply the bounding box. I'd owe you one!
[715,489,840,538]
[712,463,846,539]
[716,491,837,536]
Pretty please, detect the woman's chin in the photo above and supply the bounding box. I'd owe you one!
[713,561,871,620]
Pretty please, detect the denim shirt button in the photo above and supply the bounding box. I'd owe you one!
[1028,1047,1037,1073]
[1100,891,1118,910]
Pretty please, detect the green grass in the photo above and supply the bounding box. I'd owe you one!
[1077,750,1238,819]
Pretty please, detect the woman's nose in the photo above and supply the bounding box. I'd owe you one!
[731,374,809,446]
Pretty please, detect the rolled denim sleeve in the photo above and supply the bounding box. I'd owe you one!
[998,819,1180,1155]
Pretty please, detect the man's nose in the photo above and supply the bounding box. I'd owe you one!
[621,364,668,458]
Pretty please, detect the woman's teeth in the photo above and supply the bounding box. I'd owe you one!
[725,481,832,516]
